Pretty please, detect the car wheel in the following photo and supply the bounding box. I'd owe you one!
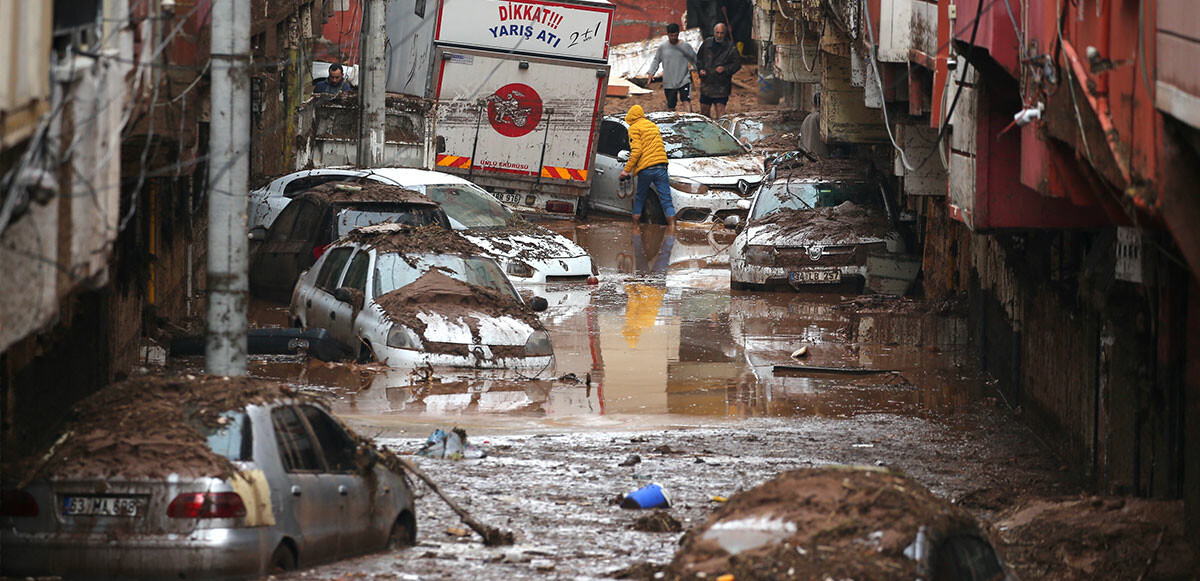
[269,543,297,572]
[387,511,417,548]
[357,341,376,363]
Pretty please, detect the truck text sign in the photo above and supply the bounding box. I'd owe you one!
[436,0,613,62]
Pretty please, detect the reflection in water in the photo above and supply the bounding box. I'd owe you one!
[242,219,988,426]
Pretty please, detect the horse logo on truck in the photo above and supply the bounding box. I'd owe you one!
[486,83,543,137]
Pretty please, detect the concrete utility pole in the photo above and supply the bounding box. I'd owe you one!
[358,0,386,166]
[206,0,250,375]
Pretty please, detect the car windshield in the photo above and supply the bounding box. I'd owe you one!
[659,118,748,158]
[420,184,514,229]
[750,180,879,221]
[374,252,521,302]
[335,206,438,237]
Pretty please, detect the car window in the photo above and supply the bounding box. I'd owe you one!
[658,118,747,158]
[374,252,521,302]
[268,203,301,242]
[342,249,370,292]
[283,174,359,198]
[203,411,252,461]
[750,180,880,221]
[298,405,359,473]
[290,200,324,238]
[421,185,512,229]
[597,120,629,156]
[316,247,353,290]
[271,406,323,472]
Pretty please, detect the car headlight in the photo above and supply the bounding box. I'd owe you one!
[386,325,422,350]
[669,177,709,195]
[506,260,534,278]
[524,330,553,357]
[745,245,775,266]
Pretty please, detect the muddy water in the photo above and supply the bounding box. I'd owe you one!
[245,218,988,430]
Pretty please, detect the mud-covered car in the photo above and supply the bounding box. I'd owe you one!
[718,110,808,154]
[727,158,918,293]
[249,182,451,301]
[589,112,765,225]
[0,376,416,578]
[290,223,554,369]
[249,168,595,284]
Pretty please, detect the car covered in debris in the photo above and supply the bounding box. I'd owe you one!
[727,157,918,294]
[666,465,1014,581]
[589,111,766,225]
[718,110,808,154]
[0,376,416,578]
[249,182,450,301]
[249,168,595,284]
[290,223,555,369]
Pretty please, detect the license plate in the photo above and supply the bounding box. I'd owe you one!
[789,269,841,284]
[62,495,145,517]
[492,191,521,205]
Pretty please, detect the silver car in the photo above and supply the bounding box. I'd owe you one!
[0,378,416,578]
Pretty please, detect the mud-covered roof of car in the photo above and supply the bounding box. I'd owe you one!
[3,376,319,481]
[299,181,438,206]
[341,223,484,256]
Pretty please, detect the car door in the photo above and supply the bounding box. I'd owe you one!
[297,404,381,556]
[590,120,631,215]
[328,248,371,350]
[306,246,354,338]
[269,405,340,566]
[250,197,327,301]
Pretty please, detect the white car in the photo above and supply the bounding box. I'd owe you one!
[290,223,555,370]
[589,112,766,225]
[249,168,595,284]
[728,162,916,294]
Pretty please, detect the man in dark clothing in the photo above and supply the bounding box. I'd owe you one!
[696,23,741,119]
[314,63,355,94]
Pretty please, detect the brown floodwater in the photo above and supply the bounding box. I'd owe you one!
[237,218,989,431]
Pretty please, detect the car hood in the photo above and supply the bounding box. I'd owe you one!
[462,226,588,261]
[743,222,889,248]
[407,309,539,347]
[670,154,766,186]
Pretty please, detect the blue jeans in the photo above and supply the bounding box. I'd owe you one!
[632,166,675,218]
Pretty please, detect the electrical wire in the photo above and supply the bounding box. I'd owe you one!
[861,0,913,172]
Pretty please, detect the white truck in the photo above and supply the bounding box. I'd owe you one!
[386,0,614,219]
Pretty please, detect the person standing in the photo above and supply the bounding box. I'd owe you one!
[696,23,741,119]
[644,23,697,112]
[619,105,676,228]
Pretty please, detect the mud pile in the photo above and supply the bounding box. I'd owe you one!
[375,270,540,356]
[665,466,997,580]
[758,202,892,241]
[304,181,435,205]
[343,223,483,256]
[5,376,307,481]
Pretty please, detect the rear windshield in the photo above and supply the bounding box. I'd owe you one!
[202,411,253,462]
[335,205,441,237]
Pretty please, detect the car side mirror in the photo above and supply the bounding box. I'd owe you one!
[248,227,267,241]
[723,215,741,231]
[528,296,549,312]
[334,287,364,310]
[768,167,777,181]
[617,150,630,162]
[763,155,776,171]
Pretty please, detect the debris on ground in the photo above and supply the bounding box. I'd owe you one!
[400,455,514,546]
[618,454,642,467]
[418,428,487,460]
[993,497,1196,580]
[790,346,808,358]
[633,510,683,533]
[664,466,1005,580]
[621,483,672,509]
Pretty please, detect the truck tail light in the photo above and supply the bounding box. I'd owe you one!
[0,490,39,517]
[545,201,574,214]
[168,492,246,519]
[313,243,331,260]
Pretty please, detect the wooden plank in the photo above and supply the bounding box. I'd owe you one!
[773,364,900,375]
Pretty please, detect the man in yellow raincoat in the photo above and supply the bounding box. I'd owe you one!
[619,105,676,228]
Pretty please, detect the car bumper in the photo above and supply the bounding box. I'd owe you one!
[1,527,276,578]
[509,255,594,284]
[671,189,750,224]
[377,345,555,370]
[731,259,868,286]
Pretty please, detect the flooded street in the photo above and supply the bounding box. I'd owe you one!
[227,218,1107,579]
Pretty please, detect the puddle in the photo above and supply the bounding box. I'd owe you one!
[234,218,991,429]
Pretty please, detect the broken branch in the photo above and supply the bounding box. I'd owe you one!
[398,456,515,546]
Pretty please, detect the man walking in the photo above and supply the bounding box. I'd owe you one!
[696,23,741,119]
[645,23,697,112]
[619,105,676,228]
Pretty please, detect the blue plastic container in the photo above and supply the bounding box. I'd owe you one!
[621,483,671,509]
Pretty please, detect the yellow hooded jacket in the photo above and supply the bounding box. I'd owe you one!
[623,105,670,176]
